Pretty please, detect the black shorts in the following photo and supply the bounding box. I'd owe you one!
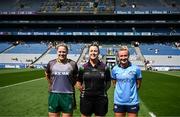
[114,104,139,113]
[80,96,108,116]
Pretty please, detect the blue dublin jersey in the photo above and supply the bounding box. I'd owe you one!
[111,63,142,105]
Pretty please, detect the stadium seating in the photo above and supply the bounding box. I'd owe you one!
[0,0,179,14]
[38,0,114,14]
[0,0,179,71]
[115,0,180,14]
[0,42,12,53]
[0,0,40,13]
[5,42,48,54]
[0,42,84,68]
[49,43,84,54]
[139,43,180,70]
[139,43,180,55]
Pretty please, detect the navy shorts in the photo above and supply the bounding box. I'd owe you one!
[114,104,139,113]
[80,96,108,116]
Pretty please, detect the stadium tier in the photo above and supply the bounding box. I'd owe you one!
[0,0,180,15]
[0,27,179,36]
[0,0,179,71]
[1,41,179,71]
[0,42,85,68]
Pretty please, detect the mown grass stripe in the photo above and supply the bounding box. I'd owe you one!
[0,77,44,90]
[139,99,154,117]
[155,71,180,77]
[0,69,45,87]
[0,68,42,74]
[139,71,180,116]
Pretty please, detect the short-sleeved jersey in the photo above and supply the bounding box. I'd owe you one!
[46,59,78,93]
[111,62,142,105]
[77,60,111,97]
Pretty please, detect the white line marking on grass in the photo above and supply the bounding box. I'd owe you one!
[149,112,156,117]
[0,77,44,90]
[140,99,157,117]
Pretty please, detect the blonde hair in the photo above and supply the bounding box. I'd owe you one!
[119,46,130,56]
[56,43,68,52]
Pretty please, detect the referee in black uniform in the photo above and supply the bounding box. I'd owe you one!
[76,42,111,117]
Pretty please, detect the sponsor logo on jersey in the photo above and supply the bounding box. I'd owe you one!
[53,71,70,75]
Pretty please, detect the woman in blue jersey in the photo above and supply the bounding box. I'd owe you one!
[45,43,78,117]
[76,42,111,117]
[111,46,142,117]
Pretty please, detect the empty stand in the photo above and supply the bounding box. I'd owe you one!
[139,43,180,70]
[0,42,84,68]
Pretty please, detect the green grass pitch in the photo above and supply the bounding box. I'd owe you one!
[0,68,180,117]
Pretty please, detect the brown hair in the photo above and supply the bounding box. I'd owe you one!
[89,41,100,53]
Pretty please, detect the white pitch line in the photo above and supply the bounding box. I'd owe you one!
[149,112,156,117]
[0,77,44,90]
[140,99,157,117]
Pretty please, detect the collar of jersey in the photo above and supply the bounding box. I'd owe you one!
[118,61,132,69]
[56,58,68,64]
[87,59,101,68]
